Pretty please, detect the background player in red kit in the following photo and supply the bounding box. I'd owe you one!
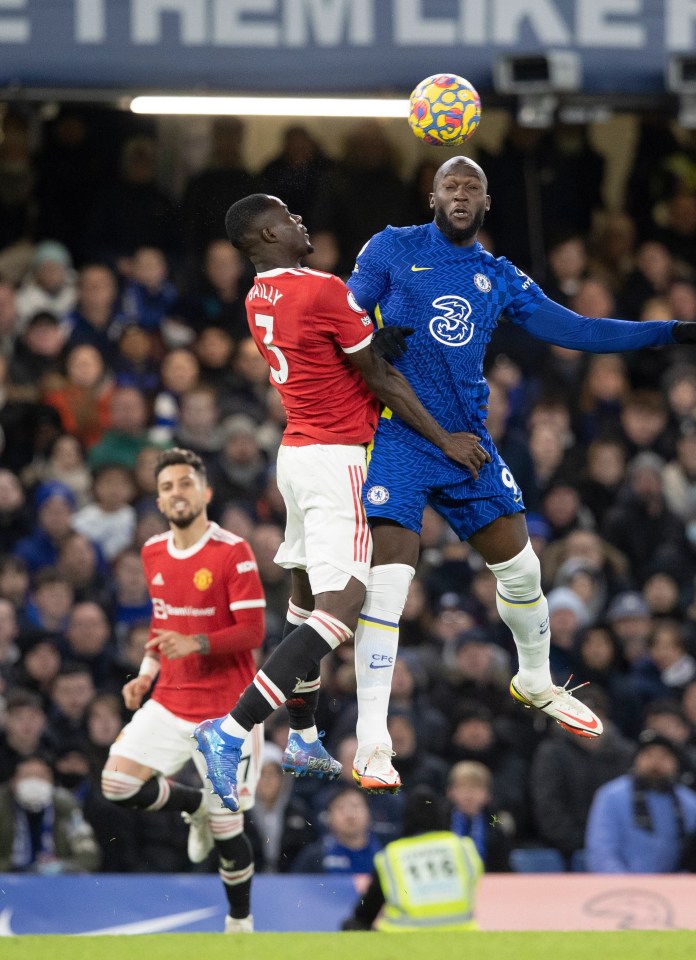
[102,447,265,934]
[193,194,488,811]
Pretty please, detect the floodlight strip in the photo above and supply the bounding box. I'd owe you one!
[130,95,409,117]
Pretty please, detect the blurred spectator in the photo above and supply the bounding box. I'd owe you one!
[663,422,696,520]
[210,414,268,512]
[22,434,92,509]
[260,125,333,227]
[643,699,696,789]
[641,619,696,696]
[585,729,696,872]
[80,135,180,266]
[1,354,64,474]
[618,240,677,320]
[430,627,510,718]
[88,386,152,470]
[43,344,114,450]
[171,383,223,466]
[530,693,634,862]
[184,240,250,341]
[112,325,159,395]
[290,785,382,873]
[56,532,110,606]
[71,463,136,561]
[108,550,152,643]
[0,467,32,549]
[244,741,317,873]
[194,325,239,415]
[150,348,200,446]
[181,118,256,263]
[386,709,448,798]
[0,689,51,781]
[447,760,513,871]
[545,586,590,680]
[13,481,78,574]
[120,246,178,333]
[617,390,672,461]
[479,122,604,276]
[63,602,121,692]
[16,241,77,327]
[604,452,688,583]
[8,311,66,401]
[576,354,629,445]
[47,662,96,752]
[19,569,73,635]
[445,705,528,832]
[0,555,29,609]
[0,754,100,872]
[311,122,408,276]
[9,632,61,709]
[64,264,123,364]
[577,438,627,527]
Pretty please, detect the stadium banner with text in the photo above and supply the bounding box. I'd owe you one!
[0,873,694,934]
[0,0,693,94]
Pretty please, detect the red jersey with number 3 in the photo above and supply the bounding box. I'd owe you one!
[246,267,379,445]
[141,523,266,722]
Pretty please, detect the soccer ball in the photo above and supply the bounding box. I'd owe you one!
[408,73,481,147]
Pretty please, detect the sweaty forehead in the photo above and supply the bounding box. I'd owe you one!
[436,158,487,189]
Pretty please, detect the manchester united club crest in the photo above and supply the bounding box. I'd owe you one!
[193,568,213,591]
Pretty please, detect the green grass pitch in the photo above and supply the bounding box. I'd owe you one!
[3,931,696,960]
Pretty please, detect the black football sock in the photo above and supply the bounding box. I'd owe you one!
[216,833,254,919]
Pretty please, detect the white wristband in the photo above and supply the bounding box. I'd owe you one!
[138,656,160,679]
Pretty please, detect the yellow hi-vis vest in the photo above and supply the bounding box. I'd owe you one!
[374,830,483,932]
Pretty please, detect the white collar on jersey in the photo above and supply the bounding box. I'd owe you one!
[255,267,307,277]
[166,521,217,559]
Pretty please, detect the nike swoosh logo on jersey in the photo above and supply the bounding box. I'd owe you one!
[369,663,392,669]
[411,265,433,271]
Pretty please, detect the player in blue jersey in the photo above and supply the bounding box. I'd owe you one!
[346,155,696,792]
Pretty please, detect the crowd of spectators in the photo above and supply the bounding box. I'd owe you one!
[2,105,696,876]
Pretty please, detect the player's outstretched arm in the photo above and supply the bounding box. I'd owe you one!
[520,298,678,352]
[349,345,491,479]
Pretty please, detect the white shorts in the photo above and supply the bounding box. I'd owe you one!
[274,443,372,594]
[109,699,263,813]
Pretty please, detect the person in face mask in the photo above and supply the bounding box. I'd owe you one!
[0,755,100,872]
[584,729,696,872]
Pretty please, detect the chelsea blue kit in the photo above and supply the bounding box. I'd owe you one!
[348,221,677,539]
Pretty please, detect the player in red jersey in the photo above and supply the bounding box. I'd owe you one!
[102,447,265,934]
[193,194,488,812]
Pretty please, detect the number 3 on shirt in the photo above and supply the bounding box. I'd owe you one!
[254,313,289,384]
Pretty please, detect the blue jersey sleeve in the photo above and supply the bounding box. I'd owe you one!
[347,229,393,315]
[517,299,677,352]
[499,258,678,351]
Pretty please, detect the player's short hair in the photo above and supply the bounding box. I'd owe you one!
[225,194,274,251]
[154,447,207,482]
[434,156,488,191]
[402,784,449,837]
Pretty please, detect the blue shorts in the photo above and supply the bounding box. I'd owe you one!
[363,419,525,541]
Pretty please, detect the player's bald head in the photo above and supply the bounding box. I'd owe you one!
[225,194,278,252]
[434,156,488,191]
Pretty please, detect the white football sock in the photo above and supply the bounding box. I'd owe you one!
[487,539,552,695]
[354,563,415,755]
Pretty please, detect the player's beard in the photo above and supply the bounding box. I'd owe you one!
[166,504,204,528]
[435,205,486,244]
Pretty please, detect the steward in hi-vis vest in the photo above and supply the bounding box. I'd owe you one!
[341,784,483,932]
